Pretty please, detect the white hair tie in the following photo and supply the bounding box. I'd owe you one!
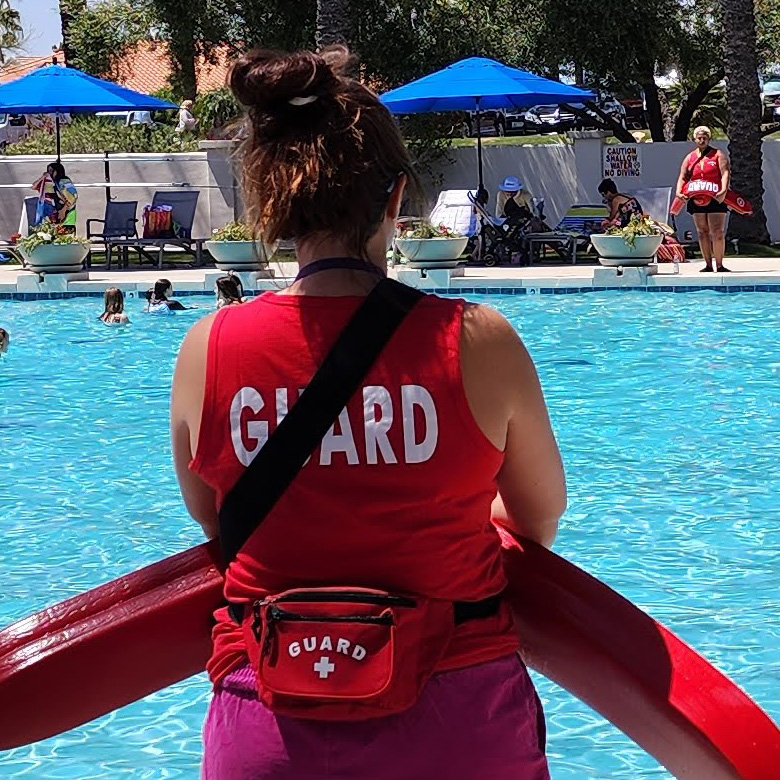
[289,95,318,106]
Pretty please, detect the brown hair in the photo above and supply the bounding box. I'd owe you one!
[102,287,124,316]
[216,274,243,305]
[229,45,420,258]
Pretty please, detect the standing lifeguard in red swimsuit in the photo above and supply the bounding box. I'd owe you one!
[675,125,731,273]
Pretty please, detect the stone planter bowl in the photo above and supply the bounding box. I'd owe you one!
[590,234,663,267]
[205,240,275,272]
[394,236,469,264]
[20,243,89,274]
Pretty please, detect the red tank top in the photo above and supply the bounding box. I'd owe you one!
[686,148,721,186]
[191,292,520,685]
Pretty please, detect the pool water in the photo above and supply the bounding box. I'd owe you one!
[1,291,779,779]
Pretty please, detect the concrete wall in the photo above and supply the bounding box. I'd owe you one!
[434,136,780,241]
[0,143,239,240]
[0,136,777,242]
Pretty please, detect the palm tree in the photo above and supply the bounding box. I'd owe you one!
[721,0,770,243]
[59,0,87,65]
[0,0,23,65]
[316,0,353,49]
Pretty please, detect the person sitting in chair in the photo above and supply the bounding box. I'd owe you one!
[496,176,533,221]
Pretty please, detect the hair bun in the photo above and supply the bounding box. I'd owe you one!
[230,46,351,112]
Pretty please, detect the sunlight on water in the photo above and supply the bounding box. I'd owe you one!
[1,291,779,778]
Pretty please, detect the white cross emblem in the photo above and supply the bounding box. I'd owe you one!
[313,656,335,679]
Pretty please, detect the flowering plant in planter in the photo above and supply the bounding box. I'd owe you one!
[210,221,253,242]
[605,215,664,247]
[18,220,87,253]
[397,220,462,240]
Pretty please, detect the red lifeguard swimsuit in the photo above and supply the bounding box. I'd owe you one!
[686,147,722,188]
[190,292,520,685]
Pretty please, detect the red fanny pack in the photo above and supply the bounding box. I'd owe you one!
[241,587,499,721]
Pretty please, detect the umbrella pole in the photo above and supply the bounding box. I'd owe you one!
[55,115,61,161]
[104,151,112,202]
[474,97,486,264]
[475,98,484,191]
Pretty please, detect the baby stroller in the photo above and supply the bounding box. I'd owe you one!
[467,190,538,266]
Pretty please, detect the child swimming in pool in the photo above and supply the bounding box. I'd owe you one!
[215,274,244,308]
[145,278,188,314]
[0,327,8,354]
[99,288,130,325]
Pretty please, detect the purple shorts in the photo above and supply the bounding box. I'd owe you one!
[202,654,550,780]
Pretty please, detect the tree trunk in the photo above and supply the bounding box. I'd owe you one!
[642,79,668,142]
[672,70,725,141]
[721,0,770,243]
[59,0,87,64]
[169,36,198,100]
[316,0,353,49]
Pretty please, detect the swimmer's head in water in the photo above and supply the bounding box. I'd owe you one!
[216,274,243,307]
[0,327,9,353]
[150,278,173,302]
[229,45,421,260]
[103,287,125,316]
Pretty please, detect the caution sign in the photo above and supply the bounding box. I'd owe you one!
[603,145,641,178]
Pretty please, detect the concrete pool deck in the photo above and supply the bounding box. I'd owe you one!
[2,257,780,297]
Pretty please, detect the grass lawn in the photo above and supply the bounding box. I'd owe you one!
[451,134,569,147]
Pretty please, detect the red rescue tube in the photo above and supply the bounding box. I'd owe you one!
[670,181,754,217]
[1,533,779,780]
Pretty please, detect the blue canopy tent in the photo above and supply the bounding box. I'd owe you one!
[381,57,594,190]
[0,64,177,159]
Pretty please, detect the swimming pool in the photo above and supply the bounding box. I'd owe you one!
[1,291,779,779]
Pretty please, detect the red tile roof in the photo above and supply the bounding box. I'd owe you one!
[0,41,232,94]
[0,51,64,84]
[114,41,232,95]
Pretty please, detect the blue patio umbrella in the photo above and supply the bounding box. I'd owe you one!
[0,64,178,159]
[381,57,594,190]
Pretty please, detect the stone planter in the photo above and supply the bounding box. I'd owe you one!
[394,236,469,268]
[20,243,89,274]
[205,240,275,272]
[590,234,663,267]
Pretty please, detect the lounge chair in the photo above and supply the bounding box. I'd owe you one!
[428,189,479,237]
[86,201,138,269]
[392,190,479,265]
[105,190,203,269]
[521,204,609,265]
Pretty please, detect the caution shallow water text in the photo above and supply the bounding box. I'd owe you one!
[603,145,642,178]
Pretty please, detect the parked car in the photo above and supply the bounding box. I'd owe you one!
[0,113,31,151]
[522,104,576,133]
[463,110,506,137]
[761,77,780,122]
[504,110,527,135]
[570,86,627,129]
[95,110,155,127]
[773,96,780,122]
[618,95,646,129]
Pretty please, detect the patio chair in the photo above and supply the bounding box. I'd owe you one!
[20,197,38,235]
[86,201,138,269]
[106,190,202,269]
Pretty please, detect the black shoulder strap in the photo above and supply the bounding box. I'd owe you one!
[218,278,424,568]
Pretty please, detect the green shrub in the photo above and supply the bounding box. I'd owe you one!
[195,87,242,134]
[7,118,200,155]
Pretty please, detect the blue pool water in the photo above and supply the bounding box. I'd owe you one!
[1,291,779,779]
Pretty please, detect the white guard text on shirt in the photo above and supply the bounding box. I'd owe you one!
[229,384,439,467]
